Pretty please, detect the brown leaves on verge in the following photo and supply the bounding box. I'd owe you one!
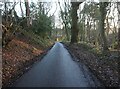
[2,38,44,87]
[65,43,119,87]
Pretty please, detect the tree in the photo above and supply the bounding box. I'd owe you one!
[30,2,53,39]
[117,2,120,50]
[79,2,101,46]
[99,2,109,52]
[24,0,30,27]
[58,0,71,41]
[71,2,82,43]
[20,0,24,17]
[2,2,18,47]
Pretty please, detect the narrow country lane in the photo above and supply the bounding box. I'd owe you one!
[13,42,102,87]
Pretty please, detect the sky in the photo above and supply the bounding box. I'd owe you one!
[0,0,63,27]
[0,0,119,29]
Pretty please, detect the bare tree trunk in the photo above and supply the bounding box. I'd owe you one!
[24,0,30,27]
[117,2,120,50]
[71,2,81,43]
[20,0,24,17]
[64,24,69,41]
[111,3,117,49]
[106,16,110,36]
[99,2,109,52]
[95,20,100,49]
[87,16,91,43]
[0,9,2,40]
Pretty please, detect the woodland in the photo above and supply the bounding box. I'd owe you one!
[1,0,120,87]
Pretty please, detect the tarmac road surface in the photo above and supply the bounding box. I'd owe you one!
[13,42,102,87]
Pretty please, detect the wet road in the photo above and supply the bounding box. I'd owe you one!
[13,42,101,87]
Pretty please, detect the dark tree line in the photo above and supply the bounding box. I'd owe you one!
[1,1,119,53]
[59,1,119,52]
